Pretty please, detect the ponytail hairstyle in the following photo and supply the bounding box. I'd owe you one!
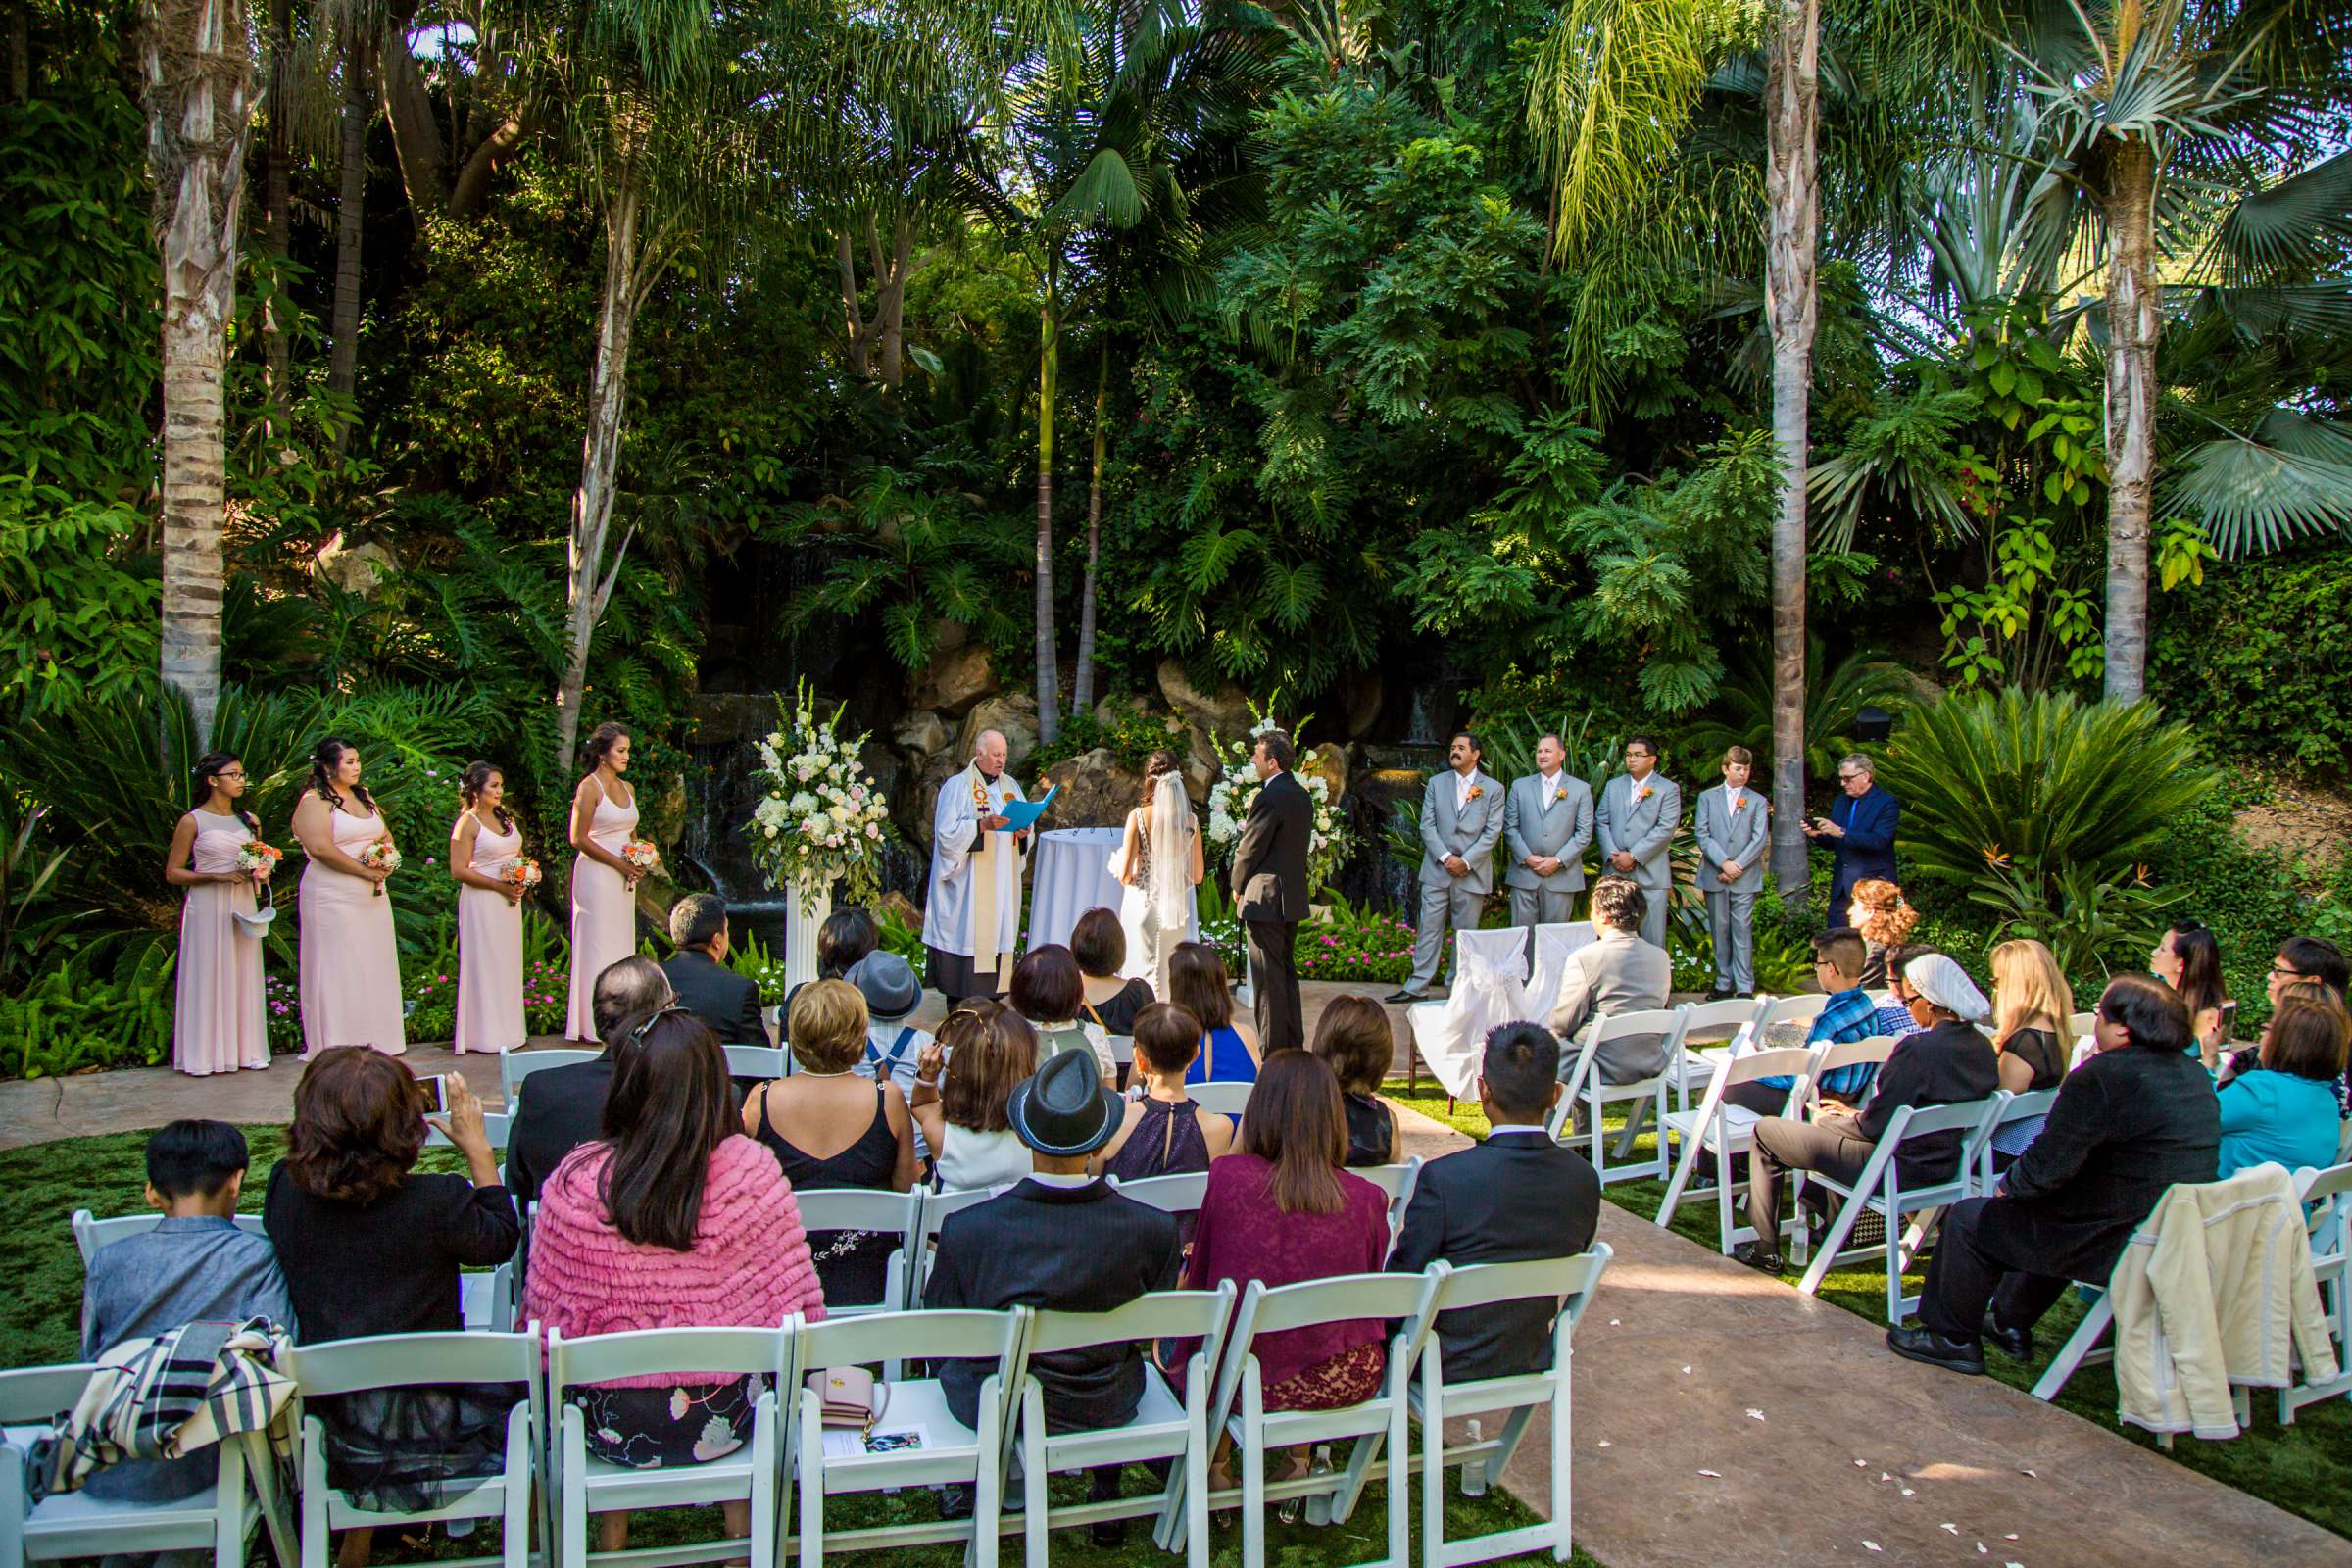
[308,737,376,814]
[582,722,630,776]
[191,751,258,834]
[461,760,513,833]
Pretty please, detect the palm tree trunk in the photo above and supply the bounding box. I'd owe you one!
[2101,135,2159,703]
[327,26,370,450]
[1072,339,1109,715]
[142,0,257,748]
[1034,266,1062,745]
[557,171,647,776]
[1763,0,1819,910]
[260,0,290,429]
[876,215,915,390]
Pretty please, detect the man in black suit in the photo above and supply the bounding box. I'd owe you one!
[924,1049,1183,1543]
[1229,727,1311,1052]
[1390,1021,1601,1382]
[504,955,671,1205]
[659,892,767,1045]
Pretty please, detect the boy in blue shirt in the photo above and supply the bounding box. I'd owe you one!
[1726,929,1884,1114]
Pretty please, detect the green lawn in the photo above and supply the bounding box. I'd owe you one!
[1387,1085,2352,1541]
[0,1128,1594,1568]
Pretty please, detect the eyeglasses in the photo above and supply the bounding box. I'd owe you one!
[1837,772,1864,783]
[216,769,247,781]
[2271,963,2307,982]
[630,1002,690,1042]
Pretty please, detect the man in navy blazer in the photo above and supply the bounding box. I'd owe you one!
[1805,753,1898,913]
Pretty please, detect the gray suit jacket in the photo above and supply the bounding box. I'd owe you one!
[1502,772,1594,893]
[1545,928,1673,1049]
[1419,768,1507,894]
[1693,784,1769,892]
[1595,772,1682,890]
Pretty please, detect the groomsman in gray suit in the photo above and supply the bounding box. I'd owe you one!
[1595,734,1681,949]
[1502,732,1593,926]
[1388,731,1505,1004]
[1694,745,1770,999]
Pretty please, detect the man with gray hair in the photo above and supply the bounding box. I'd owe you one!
[506,955,672,1205]
[661,891,765,1045]
[923,728,1030,1002]
[1803,752,1898,916]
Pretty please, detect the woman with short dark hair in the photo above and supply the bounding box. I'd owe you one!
[1070,906,1153,1036]
[2216,995,2348,1178]
[1310,995,1400,1166]
[1169,940,1257,1085]
[1096,1003,1233,1182]
[1011,943,1112,1084]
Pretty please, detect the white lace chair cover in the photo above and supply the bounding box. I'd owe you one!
[1525,921,1599,1022]
[1410,929,1533,1098]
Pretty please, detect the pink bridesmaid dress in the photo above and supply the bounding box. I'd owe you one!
[298,802,407,1056]
[173,810,270,1076]
[564,784,640,1040]
[455,813,525,1054]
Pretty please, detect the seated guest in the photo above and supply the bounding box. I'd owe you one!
[1177,1051,1393,1484]
[1072,906,1155,1036]
[81,1120,295,1507]
[660,892,765,1045]
[2270,935,2349,1007]
[924,1050,1184,1541]
[1310,993,1401,1166]
[743,980,916,1307]
[2216,994,2347,1179]
[848,951,930,1103]
[1012,943,1115,1085]
[1170,940,1259,1085]
[1985,939,2073,1163]
[1870,944,1936,1039]
[783,906,878,1019]
[1546,875,1671,1084]
[911,1000,1040,1191]
[509,956,672,1206]
[1096,1003,1234,1182]
[1888,975,2221,1375]
[526,1013,824,1549]
[1390,1023,1600,1381]
[1845,878,1918,989]
[1734,955,1999,1275]
[2152,918,2231,1068]
[1725,928,1882,1116]
[266,1048,520,1540]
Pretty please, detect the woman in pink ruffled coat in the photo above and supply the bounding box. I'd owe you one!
[526,1009,825,1551]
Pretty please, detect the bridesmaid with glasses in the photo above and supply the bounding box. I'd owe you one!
[165,751,272,1076]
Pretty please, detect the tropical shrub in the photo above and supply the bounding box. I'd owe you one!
[1970,861,2185,984]
[1027,698,1185,776]
[0,947,175,1079]
[2149,547,2352,774]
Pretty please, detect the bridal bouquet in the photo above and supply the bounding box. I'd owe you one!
[236,838,284,882]
[357,839,401,897]
[749,680,896,907]
[1203,696,1352,893]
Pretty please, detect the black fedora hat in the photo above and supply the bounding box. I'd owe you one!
[1005,1050,1122,1158]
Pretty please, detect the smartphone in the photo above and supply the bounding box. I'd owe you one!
[2214,1000,2240,1040]
[415,1073,450,1117]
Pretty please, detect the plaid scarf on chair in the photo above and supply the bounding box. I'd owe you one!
[27,1316,294,1502]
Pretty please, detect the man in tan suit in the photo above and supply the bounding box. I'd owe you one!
[1548,876,1673,1087]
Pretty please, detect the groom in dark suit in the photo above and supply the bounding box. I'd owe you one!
[1230,728,1310,1053]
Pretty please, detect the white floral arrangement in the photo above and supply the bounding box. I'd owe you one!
[749,681,896,908]
[1203,695,1353,893]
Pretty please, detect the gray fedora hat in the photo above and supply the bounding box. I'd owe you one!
[1005,1049,1122,1158]
[848,951,920,1020]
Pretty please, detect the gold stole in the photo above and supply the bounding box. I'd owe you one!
[966,765,1021,990]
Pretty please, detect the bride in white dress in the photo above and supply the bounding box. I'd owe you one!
[1116,753,1203,998]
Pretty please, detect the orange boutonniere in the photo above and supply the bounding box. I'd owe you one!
[1552,785,1568,805]
[1635,784,1654,804]
[1731,795,1748,813]
[1466,785,1485,802]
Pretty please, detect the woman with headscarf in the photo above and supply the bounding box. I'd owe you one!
[1733,953,2002,1277]
[1116,752,1203,1000]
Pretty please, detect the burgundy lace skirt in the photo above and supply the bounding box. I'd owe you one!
[1261,1340,1386,1412]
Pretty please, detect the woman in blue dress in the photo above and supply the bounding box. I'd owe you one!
[1170,940,1260,1085]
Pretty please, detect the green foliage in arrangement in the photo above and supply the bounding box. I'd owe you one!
[2150,547,2352,775]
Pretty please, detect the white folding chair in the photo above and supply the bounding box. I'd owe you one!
[1353,1158,1424,1246]
[904,1186,997,1310]
[0,1362,267,1568]
[724,1045,788,1081]
[1522,922,1596,1022]
[503,1048,599,1111]
[1975,1087,2061,1193]
[71,1209,269,1269]
[1412,1248,1612,1568]
[1105,1171,1209,1221]
[1170,1269,1444,1568]
[281,1330,541,1568]
[787,1307,1029,1568]
[1545,1008,1690,1185]
[2283,1162,2352,1422]
[1012,1284,1236,1568]
[1792,1095,2009,1323]
[547,1326,785,1568]
[1800,1037,1898,1119]
[790,1190,920,1316]
[1652,1045,1820,1254]
[2069,1010,2097,1042]
[1188,1081,1253,1119]
[1668,997,1771,1113]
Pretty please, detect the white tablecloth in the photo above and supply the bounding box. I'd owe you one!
[1026,826,1199,981]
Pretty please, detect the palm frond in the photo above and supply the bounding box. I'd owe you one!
[2163,429,2352,556]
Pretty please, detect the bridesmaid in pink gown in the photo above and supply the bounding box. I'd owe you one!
[564,722,645,1041]
[166,751,272,1076]
[292,738,407,1056]
[451,761,526,1054]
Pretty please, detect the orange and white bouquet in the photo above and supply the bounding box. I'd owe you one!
[504,858,544,896]
[236,838,284,882]
[357,838,402,896]
[621,839,661,874]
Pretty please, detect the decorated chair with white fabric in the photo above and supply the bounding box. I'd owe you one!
[1791,1094,2009,1323]
[1408,929,1533,1109]
[1544,1008,1690,1186]
[1652,1044,1820,1254]
[501,1049,599,1112]
[1411,1248,1612,1568]
[1521,922,1598,1025]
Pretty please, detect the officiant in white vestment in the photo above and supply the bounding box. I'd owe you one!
[923,729,1030,1002]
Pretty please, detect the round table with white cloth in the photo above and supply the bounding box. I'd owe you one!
[1025,826,1199,981]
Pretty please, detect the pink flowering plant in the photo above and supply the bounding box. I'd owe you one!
[1296,896,1419,985]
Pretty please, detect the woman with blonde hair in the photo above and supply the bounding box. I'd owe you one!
[1845,879,1919,988]
[1985,939,2073,1162]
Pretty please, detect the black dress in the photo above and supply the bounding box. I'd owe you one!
[1342,1092,1393,1168]
[750,1083,900,1307]
[1083,978,1155,1036]
[264,1165,522,1509]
